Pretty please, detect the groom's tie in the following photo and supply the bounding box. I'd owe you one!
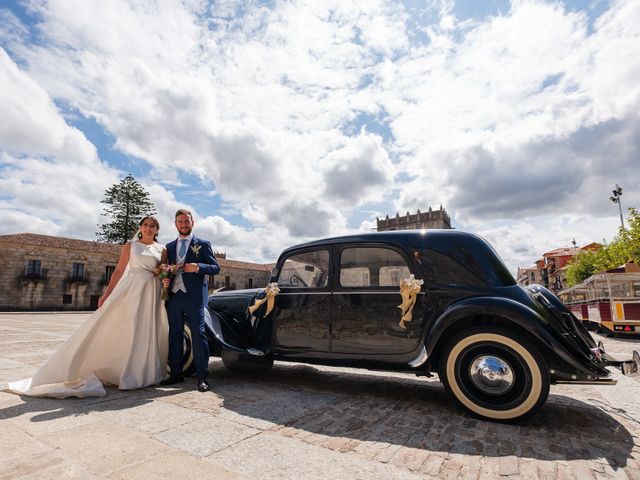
[179,239,188,259]
[172,239,189,294]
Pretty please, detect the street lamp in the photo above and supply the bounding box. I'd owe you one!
[609,184,625,230]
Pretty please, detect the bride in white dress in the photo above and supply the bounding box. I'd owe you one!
[6,216,169,398]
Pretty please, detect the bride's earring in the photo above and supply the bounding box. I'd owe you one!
[137,232,143,239]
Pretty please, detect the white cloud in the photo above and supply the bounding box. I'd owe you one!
[1,0,639,272]
[321,131,394,207]
[0,47,188,241]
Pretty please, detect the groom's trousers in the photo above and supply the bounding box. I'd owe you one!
[166,291,210,379]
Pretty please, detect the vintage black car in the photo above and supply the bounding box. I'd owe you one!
[182,230,639,423]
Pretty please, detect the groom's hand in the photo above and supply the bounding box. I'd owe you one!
[183,263,199,273]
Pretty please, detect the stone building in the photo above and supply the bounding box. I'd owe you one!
[0,233,274,311]
[376,206,452,231]
[0,233,122,311]
[213,252,273,291]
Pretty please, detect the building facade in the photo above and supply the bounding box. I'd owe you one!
[0,233,122,311]
[516,242,600,293]
[213,252,273,291]
[376,206,452,231]
[0,233,273,311]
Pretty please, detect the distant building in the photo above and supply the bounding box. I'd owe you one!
[516,266,539,286]
[0,233,122,311]
[516,242,600,293]
[0,233,273,311]
[376,206,452,231]
[212,251,273,291]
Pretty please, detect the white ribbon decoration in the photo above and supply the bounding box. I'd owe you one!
[397,274,424,329]
[248,282,280,317]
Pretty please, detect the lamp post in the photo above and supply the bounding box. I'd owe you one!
[609,184,625,230]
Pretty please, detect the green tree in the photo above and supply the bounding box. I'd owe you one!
[626,208,640,263]
[565,249,600,287]
[96,174,157,244]
[565,207,640,286]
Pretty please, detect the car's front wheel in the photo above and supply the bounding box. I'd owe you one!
[439,328,549,423]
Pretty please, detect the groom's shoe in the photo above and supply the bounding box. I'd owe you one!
[197,378,210,392]
[160,375,184,386]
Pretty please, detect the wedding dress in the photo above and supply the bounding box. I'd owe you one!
[6,240,169,398]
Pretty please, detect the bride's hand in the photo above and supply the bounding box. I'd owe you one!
[98,293,109,308]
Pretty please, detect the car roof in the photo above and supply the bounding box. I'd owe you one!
[281,229,483,254]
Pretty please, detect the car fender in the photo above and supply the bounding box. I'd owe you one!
[203,308,248,354]
[423,296,607,376]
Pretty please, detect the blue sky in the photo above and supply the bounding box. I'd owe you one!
[1,0,638,273]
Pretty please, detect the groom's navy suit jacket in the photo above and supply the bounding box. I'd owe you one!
[166,235,220,306]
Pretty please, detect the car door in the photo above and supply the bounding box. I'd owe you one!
[270,247,332,355]
[331,244,425,355]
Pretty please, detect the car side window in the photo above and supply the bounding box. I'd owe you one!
[340,247,410,287]
[277,249,329,288]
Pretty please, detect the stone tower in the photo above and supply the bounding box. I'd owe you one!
[376,206,452,231]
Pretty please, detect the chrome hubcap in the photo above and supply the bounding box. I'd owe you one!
[469,355,514,395]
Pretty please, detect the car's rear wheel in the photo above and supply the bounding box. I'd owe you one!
[439,328,549,423]
[221,349,274,373]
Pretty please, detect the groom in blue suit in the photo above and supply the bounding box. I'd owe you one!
[161,209,220,392]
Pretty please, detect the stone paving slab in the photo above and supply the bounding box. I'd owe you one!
[1,313,640,479]
[206,431,426,480]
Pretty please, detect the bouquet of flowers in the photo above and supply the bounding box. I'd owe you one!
[155,264,181,301]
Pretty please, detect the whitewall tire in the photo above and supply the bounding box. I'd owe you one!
[439,329,549,423]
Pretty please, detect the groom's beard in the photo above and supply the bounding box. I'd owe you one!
[178,227,192,237]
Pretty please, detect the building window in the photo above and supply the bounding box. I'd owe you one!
[530,272,535,281]
[72,263,85,280]
[105,266,115,284]
[26,260,42,278]
[248,277,253,288]
[63,294,72,304]
[225,276,231,287]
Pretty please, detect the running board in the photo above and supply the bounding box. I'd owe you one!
[555,379,618,385]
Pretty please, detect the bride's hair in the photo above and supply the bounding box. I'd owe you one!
[137,216,160,241]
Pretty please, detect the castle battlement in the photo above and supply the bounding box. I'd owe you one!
[376,206,451,231]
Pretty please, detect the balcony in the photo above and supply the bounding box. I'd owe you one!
[19,270,47,283]
[64,275,89,286]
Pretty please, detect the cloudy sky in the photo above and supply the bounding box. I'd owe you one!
[1,0,638,274]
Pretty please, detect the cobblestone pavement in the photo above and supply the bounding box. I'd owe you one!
[1,313,640,479]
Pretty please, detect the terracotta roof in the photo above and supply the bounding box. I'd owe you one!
[0,233,122,255]
[542,247,578,258]
[218,258,273,271]
[580,242,601,251]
